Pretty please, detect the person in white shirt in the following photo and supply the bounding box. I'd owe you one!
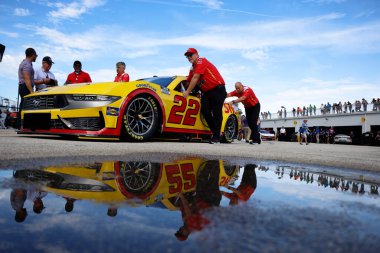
[34,56,57,91]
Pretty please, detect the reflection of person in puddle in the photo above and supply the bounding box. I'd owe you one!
[64,197,77,212]
[221,164,257,205]
[107,205,118,217]
[175,160,222,241]
[10,188,28,223]
[28,189,47,214]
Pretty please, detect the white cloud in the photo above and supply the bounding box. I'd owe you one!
[355,10,376,19]
[0,30,18,38]
[14,8,31,16]
[188,0,223,9]
[303,0,346,4]
[241,48,270,69]
[48,0,106,21]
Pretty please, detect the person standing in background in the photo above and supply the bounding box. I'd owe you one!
[34,56,57,91]
[17,48,37,129]
[65,60,92,84]
[114,61,130,82]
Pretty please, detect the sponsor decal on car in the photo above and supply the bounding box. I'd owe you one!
[161,87,170,95]
[136,83,157,92]
[106,106,120,116]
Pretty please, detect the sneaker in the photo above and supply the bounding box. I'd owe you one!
[249,140,256,145]
[258,138,262,144]
[306,142,309,145]
[300,143,303,145]
[209,138,220,144]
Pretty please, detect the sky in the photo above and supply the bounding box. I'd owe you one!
[0,0,380,113]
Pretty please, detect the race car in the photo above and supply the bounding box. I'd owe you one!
[20,76,238,142]
[13,158,240,210]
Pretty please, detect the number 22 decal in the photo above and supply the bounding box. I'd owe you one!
[168,95,200,126]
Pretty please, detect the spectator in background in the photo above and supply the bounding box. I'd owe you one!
[362,98,368,112]
[372,98,377,111]
[315,126,320,143]
[348,101,353,113]
[114,61,130,82]
[299,119,309,145]
[279,126,286,141]
[328,127,335,144]
[292,107,296,117]
[34,56,57,91]
[65,60,92,84]
[355,100,361,112]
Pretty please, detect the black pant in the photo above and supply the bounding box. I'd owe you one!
[201,85,227,140]
[17,83,31,129]
[196,160,221,207]
[245,102,261,142]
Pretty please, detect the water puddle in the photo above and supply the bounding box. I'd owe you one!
[0,157,379,253]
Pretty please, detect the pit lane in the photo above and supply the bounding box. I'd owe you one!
[0,129,379,253]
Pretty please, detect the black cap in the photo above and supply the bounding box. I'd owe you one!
[73,60,82,67]
[25,48,36,57]
[42,56,54,64]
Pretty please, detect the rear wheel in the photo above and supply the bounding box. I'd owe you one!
[221,115,237,143]
[122,96,159,141]
[117,161,161,196]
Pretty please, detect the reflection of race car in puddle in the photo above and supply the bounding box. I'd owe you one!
[13,158,239,210]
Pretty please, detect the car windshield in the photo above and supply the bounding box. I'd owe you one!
[140,76,176,87]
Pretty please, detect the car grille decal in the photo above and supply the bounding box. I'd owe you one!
[23,95,68,110]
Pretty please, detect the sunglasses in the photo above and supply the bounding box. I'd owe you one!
[186,53,194,58]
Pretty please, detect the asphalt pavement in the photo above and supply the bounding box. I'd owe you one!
[1,129,379,171]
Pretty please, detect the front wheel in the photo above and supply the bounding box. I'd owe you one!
[122,96,159,141]
[221,115,237,143]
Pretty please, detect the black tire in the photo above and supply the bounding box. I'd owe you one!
[221,115,237,143]
[122,96,159,141]
[117,161,161,196]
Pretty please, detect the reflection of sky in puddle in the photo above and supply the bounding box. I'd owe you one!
[0,158,379,253]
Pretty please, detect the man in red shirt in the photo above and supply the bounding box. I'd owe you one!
[114,61,130,82]
[65,60,92,84]
[175,160,221,241]
[183,48,226,144]
[227,82,261,144]
[221,164,257,205]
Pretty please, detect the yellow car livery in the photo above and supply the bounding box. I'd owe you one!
[20,76,238,142]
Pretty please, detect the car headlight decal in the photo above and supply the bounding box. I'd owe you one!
[63,95,122,110]
[72,94,121,102]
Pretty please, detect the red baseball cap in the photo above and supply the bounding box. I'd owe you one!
[184,48,198,56]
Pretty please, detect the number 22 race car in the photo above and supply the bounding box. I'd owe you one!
[20,76,238,142]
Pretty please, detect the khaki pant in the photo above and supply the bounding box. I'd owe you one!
[243,127,251,141]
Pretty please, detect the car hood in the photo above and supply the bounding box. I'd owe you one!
[32,82,123,95]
